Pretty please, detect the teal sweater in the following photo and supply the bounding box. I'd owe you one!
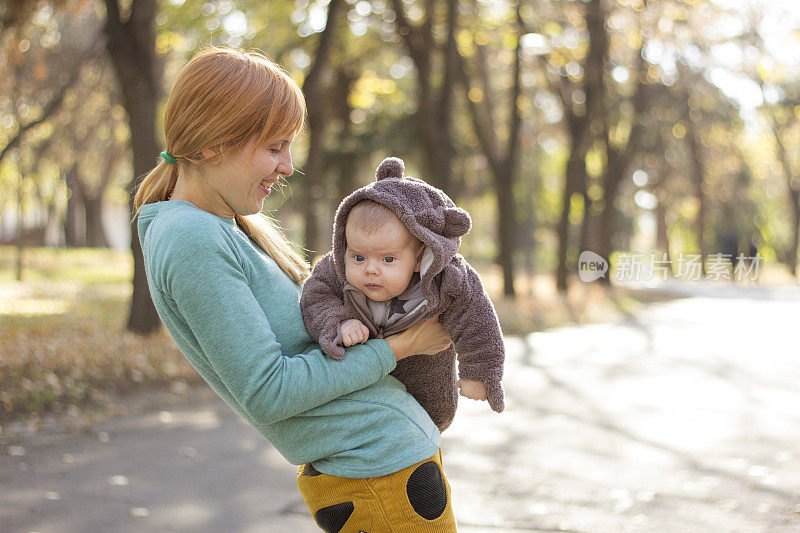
[138,201,440,477]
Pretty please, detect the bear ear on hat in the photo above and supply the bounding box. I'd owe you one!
[442,207,472,238]
[376,157,405,181]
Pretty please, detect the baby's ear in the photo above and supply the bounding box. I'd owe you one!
[375,157,404,181]
[442,207,471,238]
[414,246,425,272]
[418,246,435,276]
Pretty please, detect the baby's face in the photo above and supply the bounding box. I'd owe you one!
[344,217,422,302]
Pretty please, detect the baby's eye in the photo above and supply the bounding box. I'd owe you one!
[354,255,364,262]
[384,257,395,263]
[270,148,282,155]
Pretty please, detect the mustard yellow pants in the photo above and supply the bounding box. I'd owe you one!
[296,448,457,532]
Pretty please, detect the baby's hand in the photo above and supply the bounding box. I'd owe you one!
[340,319,370,347]
[457,379,488,401]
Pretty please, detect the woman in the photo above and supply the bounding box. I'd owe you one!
[134,46,458,532]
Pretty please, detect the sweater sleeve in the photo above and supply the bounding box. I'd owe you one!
[300,253,356,360]
[438,257,506,412]
[162,229,396,426]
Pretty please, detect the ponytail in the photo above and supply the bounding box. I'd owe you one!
[134,161,178,210]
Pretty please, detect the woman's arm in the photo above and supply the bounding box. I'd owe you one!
[164,237,397,426]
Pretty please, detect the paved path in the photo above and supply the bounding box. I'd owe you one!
[2,283,799,532]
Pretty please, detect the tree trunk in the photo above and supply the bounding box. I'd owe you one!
[578,178,594,256]
[63,166,83,247]
[83,194,108,248]
[70,164,110,248]
[767,118,800,276]
[518,169,537,296]
[685,122,707,276]
[457,2,524,297]
[433,0,459,194]
[301,0,343,258]
[83,138,122,249]
[390,0,457,192]
[16,170,24,281]
[104,0,161,334]
[556,148,585,291]
[552,0,607,292]
[596,144,623,286]
[596,58,647,276]
[555,102,592,292]
[656,189,670,260]
[333,64,361,203]
[494,167,516,296]
[788,190,800,276]
[585,0,611,287]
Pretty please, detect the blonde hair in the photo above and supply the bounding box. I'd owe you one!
[134,46,309,283]
[347,200,422,250]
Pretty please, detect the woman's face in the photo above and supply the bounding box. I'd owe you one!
[202,134,295,217]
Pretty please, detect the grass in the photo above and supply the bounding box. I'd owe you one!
[0,246,677,432]
[0,246,201,431]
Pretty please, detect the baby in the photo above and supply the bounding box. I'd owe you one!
[300,157,505,431]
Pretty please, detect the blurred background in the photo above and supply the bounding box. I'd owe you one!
[3,1,800,530]
[2,0,800,426]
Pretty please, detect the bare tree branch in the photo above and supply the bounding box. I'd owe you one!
[0,39,102,167]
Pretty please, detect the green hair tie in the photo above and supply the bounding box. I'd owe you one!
[161,150,177,165]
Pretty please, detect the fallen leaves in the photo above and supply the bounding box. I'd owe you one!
[0,246,202,427]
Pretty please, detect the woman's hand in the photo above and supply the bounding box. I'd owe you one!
[384,316,452,361]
